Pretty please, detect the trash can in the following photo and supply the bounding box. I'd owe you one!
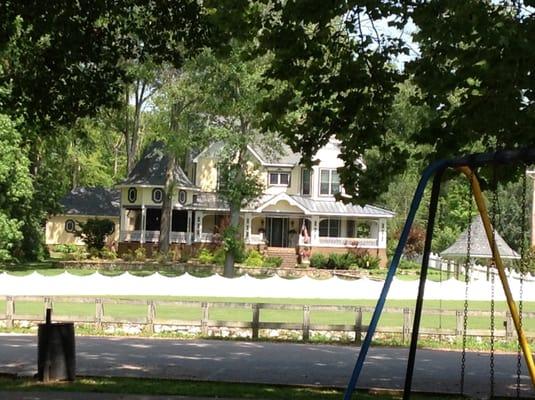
[37,309,75,381]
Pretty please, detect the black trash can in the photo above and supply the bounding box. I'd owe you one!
[37,321,76,381]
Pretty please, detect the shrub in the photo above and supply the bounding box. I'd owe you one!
[134,247,146,262]
[263,256,283,268]
[213,247,226,265]
[399,259,420,270]
[355,253,381,270]
[327,253,355,270]
[55,244,79,254]
[244,250,264,267]
[100,247,117,260]
[310,253,328,269]
[197,249,214,264]
[75,218,115,251]
[121,250,135,262]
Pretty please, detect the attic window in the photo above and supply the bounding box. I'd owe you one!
[127,187,137,203]
[269,172,290,186]
[65,219,76,233]
[152,188,163,204]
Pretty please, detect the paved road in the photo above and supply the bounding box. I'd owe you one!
[0,334,533,398]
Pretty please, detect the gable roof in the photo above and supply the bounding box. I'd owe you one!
[192,141,301,167]
[118,141,196,188]
[60,187,120,217]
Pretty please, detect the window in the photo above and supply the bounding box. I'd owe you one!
[347,220,355,237]
[301,169,311,195]
[319,169,341,196]
[357,223,371,238]
[152,188,163,203]
[127,187,137,203]
[65,219,76,233]
[268,172,290,186]
[178,190,187,204]
[319,218,340,237]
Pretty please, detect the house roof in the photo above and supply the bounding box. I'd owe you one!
[441,215,520,259]
[190,191,394,218]
[60,187,120,217]
[118,141,196,188]
[192,141,301,167]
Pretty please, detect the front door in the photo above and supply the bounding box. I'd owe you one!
[267,217,288,247]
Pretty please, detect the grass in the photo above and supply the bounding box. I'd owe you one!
[0,376,466,399]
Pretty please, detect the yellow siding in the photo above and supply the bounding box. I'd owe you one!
[287,167,301,195]
[197,158,218,191]
[46,215,120,246]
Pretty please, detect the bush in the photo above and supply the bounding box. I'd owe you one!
[327,253,355,270]
[213,247,226,265]
[399,259,420,270]
[197,248,214,264]
[100,247,117,260]
[263,256,283,268]
[76,218,115,251]
[134,247,146,262]
[54,244,79,254]
[244,250,264,267]
[310,253,328,269]
[355,253,381,270]
[121,250,135,262]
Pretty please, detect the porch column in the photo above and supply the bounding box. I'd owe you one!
[140,205,146,244]
[378,218,387,248]
[168,208,173,245]
[120,208,127,241]
[187,210,193,244]
[243,213,252,243]
[195,211,203,242]
[311,215,320,245]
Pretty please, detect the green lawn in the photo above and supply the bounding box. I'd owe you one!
[0,376,465,400]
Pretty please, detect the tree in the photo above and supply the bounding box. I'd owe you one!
[192,46,277,277]
[149,66,209,255]
[76,218,115,252]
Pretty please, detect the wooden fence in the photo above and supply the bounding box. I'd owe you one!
[1,296,533,343]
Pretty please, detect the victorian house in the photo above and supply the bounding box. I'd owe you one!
[117,140,394,266]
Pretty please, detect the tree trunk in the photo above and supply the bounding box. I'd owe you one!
[223,204,241,278]
[159,154,176,255]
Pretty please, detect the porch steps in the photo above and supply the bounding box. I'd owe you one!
[266,247,298,269]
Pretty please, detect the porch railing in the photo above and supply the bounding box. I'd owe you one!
[316,237,378,248]
[170,232,193,244]
[199,232,214,243]
[119,230,142,242]
[247,233,265,245]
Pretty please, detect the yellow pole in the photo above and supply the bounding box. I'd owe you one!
[458,166,535,388]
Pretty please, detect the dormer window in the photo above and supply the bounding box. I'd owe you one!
[269,172,290,186]
[301,169,311,196]
[319,169,341,196]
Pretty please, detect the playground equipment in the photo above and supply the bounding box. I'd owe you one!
[344,148,535,399]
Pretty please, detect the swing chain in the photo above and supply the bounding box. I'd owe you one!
[516,171,528,397]
[460,171,473,395]
[489,167,498,399]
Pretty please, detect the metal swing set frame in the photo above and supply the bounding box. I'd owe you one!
[344,148,535,399]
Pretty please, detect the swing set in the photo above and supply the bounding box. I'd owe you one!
[344,148,535,399]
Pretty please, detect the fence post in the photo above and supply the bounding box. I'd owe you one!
[402,308,411,343]
[146,300,155,334]
[252,304,260,341]
[455,310,463,337]
[95,298,104,331]
[44,297,53,318]
[505,311,514,339]
[201,302,209,336]
[6,296,14,329]
[302,305,310,342]
[354,307,362,345]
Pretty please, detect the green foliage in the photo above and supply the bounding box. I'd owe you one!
[326,253,354,270]
[75,218,115,251]
[213,248,226,265]
[54,244,79,254]
[243,250,264,267]
[100,248,117,260]
[310,253,328,269]
[134,247,147,262]
[121,250,135,262]
[222,227,246,262]
[197,249,215,264]
[0,114,32,261]
[263,256,283,269]
[353,253,381,270]
[398,259,421,271]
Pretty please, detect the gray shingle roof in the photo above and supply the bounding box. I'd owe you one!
[441,215,520,259]
[60,187,120,217]
[288,195,394,217]
[119,141,196,188]
[249,143,301,166]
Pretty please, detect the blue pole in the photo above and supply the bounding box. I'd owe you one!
[343,159,448,399]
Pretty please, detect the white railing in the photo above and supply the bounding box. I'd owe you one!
[144,230,160,242]
[170,232,193,244]
[317,237,378,248]
[247,233,266,245]
[120,230,142,242]
[199,232,214,243]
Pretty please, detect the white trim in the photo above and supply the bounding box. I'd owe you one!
[255,193,308,214]
[116,184,200,191]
